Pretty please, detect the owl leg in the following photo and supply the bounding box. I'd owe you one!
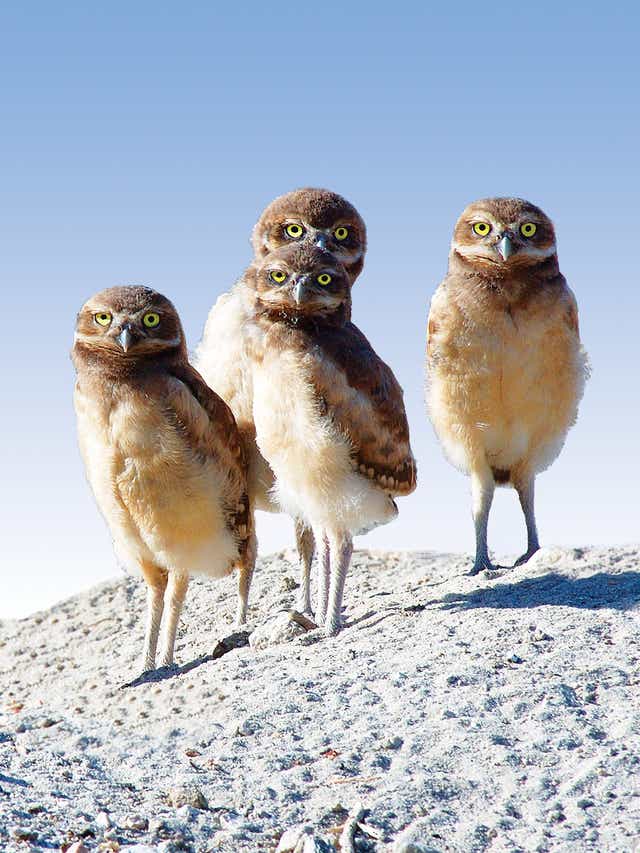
[294,519,315,615]
[139,561,168,672]
[324,531,353,637]
[513,474,540,566]
[235,530,257,627]
[314,528,330,625]
[470,469,498,575]
[157,571,190,668]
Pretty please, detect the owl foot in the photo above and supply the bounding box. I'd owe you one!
[469,557,501,576]
[513,545,540,567]
[296,594,314,618]
[324,619,343,638]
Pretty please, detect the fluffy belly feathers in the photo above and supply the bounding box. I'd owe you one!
[428,312,587,477]
[76,390,238,577]
[252,350,396,534]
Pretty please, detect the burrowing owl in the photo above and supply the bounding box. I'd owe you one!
[72,286,256,672]
[243,244,416,635]
[426,198,589,574]
[195,188,367,614]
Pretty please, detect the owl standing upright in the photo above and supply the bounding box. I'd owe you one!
[72,286,256,673]
[195,188,367,614]
[243,244,416,635]
[426,198,589,574]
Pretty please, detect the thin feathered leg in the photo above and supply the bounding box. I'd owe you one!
[314,529,330,625]
[235,530,257,627]
[294,519,315,615]
[325,532,353,637]
[470,469,497,575]
[513,474,540,566]
[158,571,190,667]
[139,561,168,672]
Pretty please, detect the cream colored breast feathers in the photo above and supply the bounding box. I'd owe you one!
[251,343,398,536]
[75,377,239,580]
[195,282,254,430]
[428,283,587,477]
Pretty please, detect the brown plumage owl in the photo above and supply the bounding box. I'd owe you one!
[195,188,367,614]
[72,286,256,672]
[243,244,416,635]
[426,198,589,574]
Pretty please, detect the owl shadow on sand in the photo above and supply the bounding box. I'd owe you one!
[434,571,640,613]
[121,630,251,689]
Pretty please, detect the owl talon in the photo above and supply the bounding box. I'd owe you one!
[514,546,540,567]
[324,619,343,637]
[469,557,501,575]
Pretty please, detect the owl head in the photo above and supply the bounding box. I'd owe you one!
[248,244,351,321]
[73,286,187,365]
[251,188,367,283]
[451,198,557,271]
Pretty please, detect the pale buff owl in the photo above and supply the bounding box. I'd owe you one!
[72,286,256,673]
[243,244,416,635]
[426,198,589,574]
[195,189,366,614]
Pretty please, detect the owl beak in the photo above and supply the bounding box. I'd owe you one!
[293,277,310,305]
[496,233,515,261]
[315,233,328,250]
[116,325,134,352]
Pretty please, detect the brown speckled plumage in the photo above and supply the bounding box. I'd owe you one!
[426,198,589,575]
[72,286,255,672]
[196,188,368,615]
[244,244,416,635]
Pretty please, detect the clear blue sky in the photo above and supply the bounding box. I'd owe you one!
[1,2,638,617]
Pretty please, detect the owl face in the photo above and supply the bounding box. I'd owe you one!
[451,198,557,268]
[251,188,367,283]
[250,244,351,319]
[74,286,185,359]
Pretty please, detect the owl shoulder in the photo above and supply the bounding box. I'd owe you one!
[532,276,582,339]
[163,362,247,471]
[426,278,462,361]
[313,323,416,495]
[559,284,580,337]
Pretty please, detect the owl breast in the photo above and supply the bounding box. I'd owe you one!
[251,335,397,534]
[428,290,587,476]
[74,382,239,578]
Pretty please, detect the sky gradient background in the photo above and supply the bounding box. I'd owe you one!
[1,3,638,617]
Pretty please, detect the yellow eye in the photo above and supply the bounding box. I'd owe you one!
[269,270,287,284]
[285,223,304,239]
[334,226,349,241]
[94,312,112,326]
[521,222,537,237]
[473,222,491,236]
[143,312,160,328]
[317,273,332,285]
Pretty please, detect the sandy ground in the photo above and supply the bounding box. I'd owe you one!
[1,545,640,853]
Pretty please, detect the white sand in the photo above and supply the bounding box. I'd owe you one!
[1,545,639,852]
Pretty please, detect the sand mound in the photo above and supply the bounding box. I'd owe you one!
[1,546,639,852]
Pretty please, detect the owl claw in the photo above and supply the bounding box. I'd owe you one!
[513,546,540,567]
[469,556,501,575]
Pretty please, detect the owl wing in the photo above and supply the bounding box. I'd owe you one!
[316,323,416,496]
[165,362,253,548]
[426,280,456,367]
[563,286,581,337]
